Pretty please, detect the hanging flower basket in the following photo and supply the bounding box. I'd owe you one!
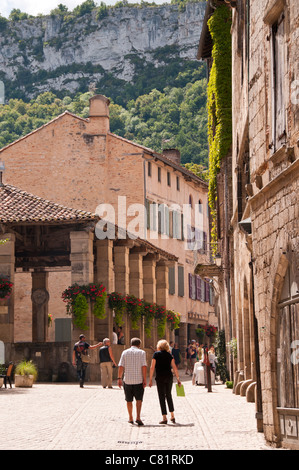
[62,282,107,330]
[108,292,127,326]
[204,324,217,338]
[0,277,13,300]
[142,301,157,338]
[48,313,53,327]
[155,305,167,338]
[125,294,143,330]
[166,310,181,331]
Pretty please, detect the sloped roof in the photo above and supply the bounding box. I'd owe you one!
[0,184,99,224]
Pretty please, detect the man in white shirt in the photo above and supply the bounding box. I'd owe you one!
[118,337,147,425]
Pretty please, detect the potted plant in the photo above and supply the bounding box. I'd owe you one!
[15,360,38,388]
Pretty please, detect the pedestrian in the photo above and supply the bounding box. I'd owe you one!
[112,327,118,345]
[172,343,181,368]
[149,339,181,424]
[189,340,198,374]
[208,345,218,385]
[118,337,147,425]
[169,341,174,353]
[117,326,125,345]
[99,338,117,388]
[72,334,103,388]
[185,343,191,375]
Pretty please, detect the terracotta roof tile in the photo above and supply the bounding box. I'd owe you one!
[0,184,99,224]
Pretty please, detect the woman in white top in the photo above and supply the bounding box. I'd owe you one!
[208,345,217,385]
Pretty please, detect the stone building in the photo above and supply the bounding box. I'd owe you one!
[198,0,299,449]
[0,181,178,381]
[0,94,216,369]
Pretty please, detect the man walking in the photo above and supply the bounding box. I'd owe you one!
[72,334,103,388]
[118,338,147,425]
[99,338,117,388]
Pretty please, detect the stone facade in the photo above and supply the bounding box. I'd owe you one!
[198,0,299,449]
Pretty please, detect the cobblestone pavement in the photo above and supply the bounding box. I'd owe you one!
[0,376,272,451]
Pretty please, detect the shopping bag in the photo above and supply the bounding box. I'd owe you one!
[176,383,185,397]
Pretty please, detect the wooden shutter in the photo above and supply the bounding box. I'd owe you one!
[55,318,72,342]
[168,266,175,295]
[196,276,202,300]
[178,266,184,297]
[188,273,193,298]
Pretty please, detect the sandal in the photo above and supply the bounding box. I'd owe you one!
[135,419,144,426]
[171,418,176,423]
[159,420,167,425]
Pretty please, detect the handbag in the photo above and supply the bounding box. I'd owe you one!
[81,352,91,363]
[176,383,185,397]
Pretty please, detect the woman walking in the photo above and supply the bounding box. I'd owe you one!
[149,339,181,424]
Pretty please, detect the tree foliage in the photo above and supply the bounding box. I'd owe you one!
[0,69,208,167]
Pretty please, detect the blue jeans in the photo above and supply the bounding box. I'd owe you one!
[76,359,88,383]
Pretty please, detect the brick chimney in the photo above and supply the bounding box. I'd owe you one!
[88,94,110,134]
[163,148,181,166]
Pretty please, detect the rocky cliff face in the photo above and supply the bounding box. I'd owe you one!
[0,2,206,99]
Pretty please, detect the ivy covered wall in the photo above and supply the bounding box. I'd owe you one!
[207,4,232,254]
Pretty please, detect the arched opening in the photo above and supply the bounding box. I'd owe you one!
[274,255,299,446]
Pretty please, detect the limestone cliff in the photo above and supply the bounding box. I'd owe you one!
[0,2,206,100]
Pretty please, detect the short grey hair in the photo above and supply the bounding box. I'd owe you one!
[103,338,110,345]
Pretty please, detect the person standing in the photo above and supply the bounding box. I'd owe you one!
[149,339,181,424]
[99,338,117,389]
[117,326,125,345]
[172,343,181,368]
[72,334,103,388]
[112,327,118,345]
[118,338,147,425]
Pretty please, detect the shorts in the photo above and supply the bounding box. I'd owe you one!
[123,382,144,402]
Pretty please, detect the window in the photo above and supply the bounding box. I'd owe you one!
[167,171,171,186]
[158,167,161,183]
[270,11,286,152]
[176,176,180,191]
[189,195,193,208]
[188,273,196,300]
[148,161,152,177]
[172,211,182,239]
[198,200,203,213]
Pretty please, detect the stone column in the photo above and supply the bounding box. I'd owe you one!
[129,248,145,344]
[156,261,169,340]
[95,239,114,342]
[0,233,15,343]
[114,243,131,345]
[143,254,157,348]
[31,271,49,343]
[70,231,94,342]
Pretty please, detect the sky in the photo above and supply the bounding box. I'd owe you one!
[1,0,170,18]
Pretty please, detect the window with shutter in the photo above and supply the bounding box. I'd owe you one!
[270,11,286,152]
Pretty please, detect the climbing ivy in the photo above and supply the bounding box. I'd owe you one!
[207,4,232,255]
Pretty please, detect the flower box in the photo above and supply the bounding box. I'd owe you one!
[15,374,34,388]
